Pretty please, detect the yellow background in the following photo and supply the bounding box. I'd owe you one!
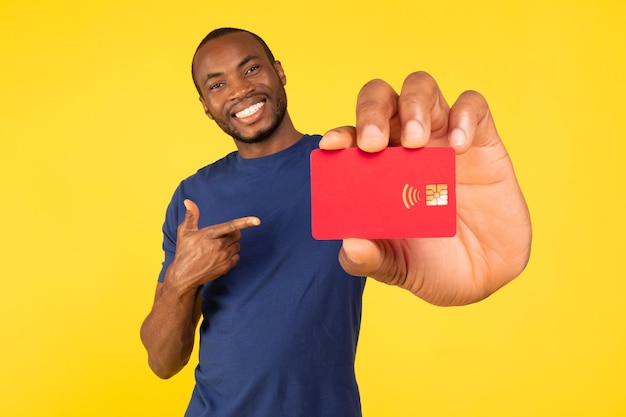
[1,0,624,415]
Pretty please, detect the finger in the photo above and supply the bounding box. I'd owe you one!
[220,240,243,262]
[355,79,398,153]
[179,199,200,235]
[447,90,496,153]
[205,216,261,238]
[337,238,384,277]
[319,126,357,150]
[397,71,450,148]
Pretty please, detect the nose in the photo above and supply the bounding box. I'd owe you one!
[228,76,254,101]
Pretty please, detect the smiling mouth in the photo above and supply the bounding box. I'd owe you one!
[234,101,266,119]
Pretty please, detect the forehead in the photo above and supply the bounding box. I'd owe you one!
[193,32,269,76]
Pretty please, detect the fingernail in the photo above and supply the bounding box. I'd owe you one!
[361,124,383,142]
[360,124,384,152]
[404,120,425,141]
[449,128,466,149]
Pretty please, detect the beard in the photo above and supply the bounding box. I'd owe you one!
[210,87,288,145]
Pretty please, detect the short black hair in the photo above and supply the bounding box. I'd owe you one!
[191,28,276,96]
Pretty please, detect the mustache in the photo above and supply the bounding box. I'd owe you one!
[227,92,268,115]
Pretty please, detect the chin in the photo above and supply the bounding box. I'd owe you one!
[234,133,272,145]
[233,115,285,144]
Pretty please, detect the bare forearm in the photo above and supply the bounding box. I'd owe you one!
[141,203,257,377]
[140,282,202,379]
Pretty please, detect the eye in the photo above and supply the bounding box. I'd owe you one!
[245,65,260,75]
[209,81,225,91]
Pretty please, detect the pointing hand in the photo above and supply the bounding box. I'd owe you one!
[164,199,261,295]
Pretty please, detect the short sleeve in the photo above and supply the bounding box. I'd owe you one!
[157,185,185,283]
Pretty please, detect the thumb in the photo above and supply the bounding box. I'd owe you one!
[338,238,384,278]
[319,126,357,150]
[180,199,200,233]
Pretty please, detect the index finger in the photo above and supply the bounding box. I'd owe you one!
[354,79,399,153]
[206,216,261,238]
[397,71,450,148]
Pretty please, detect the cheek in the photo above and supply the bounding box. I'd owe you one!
[202,98,221,120]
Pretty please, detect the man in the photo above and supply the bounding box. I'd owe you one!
[140,27,531,417]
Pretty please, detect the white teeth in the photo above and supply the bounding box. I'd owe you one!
[235,101,265,118]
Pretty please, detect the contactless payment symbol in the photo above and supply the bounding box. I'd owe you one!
[403,183,450,208]
[426,184,449,206]
[402,184,421,209]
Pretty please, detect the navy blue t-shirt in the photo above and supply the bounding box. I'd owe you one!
[159,135,366,417]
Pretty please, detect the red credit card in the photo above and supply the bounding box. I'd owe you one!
[310,147,456,239]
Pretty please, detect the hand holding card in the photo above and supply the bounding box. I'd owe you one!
[310,147,456,239]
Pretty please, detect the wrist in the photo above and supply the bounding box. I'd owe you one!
[163,263,203,300]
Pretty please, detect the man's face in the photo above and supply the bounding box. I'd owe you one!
[192,32,288,144]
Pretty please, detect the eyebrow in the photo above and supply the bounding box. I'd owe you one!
[203,55,259,85]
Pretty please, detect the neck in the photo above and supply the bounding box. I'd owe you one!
[235,114,303,159]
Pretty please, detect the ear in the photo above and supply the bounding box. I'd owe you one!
[273,60,287,86]
[199,96,214,120]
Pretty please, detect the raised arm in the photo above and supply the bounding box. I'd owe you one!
[320,71,532,306]
[140,200,260,378]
